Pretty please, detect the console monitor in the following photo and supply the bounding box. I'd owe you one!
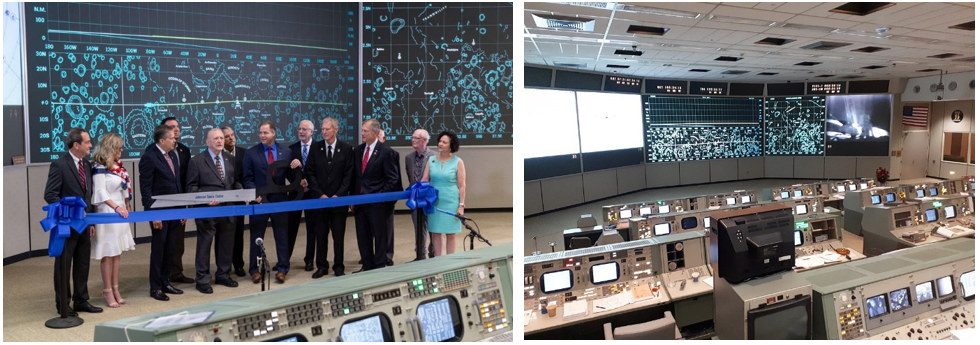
[727,197,737,206]
[944,205,956,219]
[590,261,620,285]
[925,209,938,222]
[962,271,975,301]
[916,189,925,198]
[885,193,896,202]
[541,270,573,294]
[781,191,790,199]
[793,190,803,198]
[717,208,795,283]
[639,207,653,217]
[795,204,808,215]
[654,222,671,236]
[793,230,803,247]
[888,288,911,312]
[741,195,752,204]
[915,281,935,303]
[871,195,881,205]
[703,217,711,229]
[866,294,888,319]
[416,296,463,342]
[746,296,812,340]
[340,314,393,342]
[837,186,845,193]
[937,276,955,297]
[849,184,857,191]
[619,209,633,219]
[268,334,308,342]
[658,205,670,214]
[929,187,938,196]
[680,217,698,230]
[860,183,868,189]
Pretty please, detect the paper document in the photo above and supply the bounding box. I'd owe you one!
[592,292,633,314]
[145,311,215,329]
[523,310,534,326]
[562,300,588,320]
[702,276,714,288]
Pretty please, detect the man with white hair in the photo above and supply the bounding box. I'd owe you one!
[287,119,319,272]
[404,129,437,260]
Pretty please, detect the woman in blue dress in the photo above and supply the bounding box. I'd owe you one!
[421,131,466,256]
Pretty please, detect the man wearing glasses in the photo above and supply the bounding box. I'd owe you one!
[404,129,437,261]
[287,120,319,272]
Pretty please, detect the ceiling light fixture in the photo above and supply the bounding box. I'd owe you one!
[618,4,702,19]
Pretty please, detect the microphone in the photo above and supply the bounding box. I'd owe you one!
[255,237,265,248]
[436,208,471,221]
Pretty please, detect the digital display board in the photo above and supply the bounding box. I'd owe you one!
[644,79,686,94]
[764,96,826,155]
[604,75,642,93]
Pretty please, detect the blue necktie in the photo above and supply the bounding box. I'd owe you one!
[302,143,308,166]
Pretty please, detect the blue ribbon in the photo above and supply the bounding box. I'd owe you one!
[39,196,89,257]
[41,183,439,257]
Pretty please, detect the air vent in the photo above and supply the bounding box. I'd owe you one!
[949,21,974,31]
[755,37,795,46]
[916,68,941,72]
[614,49,644,56]
[706,14,775,26]
[862,65,886,69]
[627,25,669,36]
[829,2,896,16]
[531,13,596,31]
[929,53,961,59]
[606,64,630,69]
[840,75,865,79]
[689,69,710,72]
[800,41,852,50]
[815,74,836,78]
[852,46,888,53]
[557,2,617,10]
[953,57,974,62]
[553,62,588,68]
[721,70,749,75]
[715,56,743,62]
[795,61,822,66]
[619,4,701,19]
[758,72,779,76]
[780,23,836,33]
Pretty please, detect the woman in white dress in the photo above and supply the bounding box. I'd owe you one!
[90,133,136,308]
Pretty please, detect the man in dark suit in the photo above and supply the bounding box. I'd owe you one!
[286,120,318,272]
[243,121,294,284]
[306,117,354,278]
[139,125,186,301]
[405,129,437,261]
[221,126,248,277]
[161,117,194,285]
[352,119,401,272]
[44,128,103,316]
[186,129,243,294]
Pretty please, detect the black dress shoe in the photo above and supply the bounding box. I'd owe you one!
[215,279,239,288]
[163,285,184,294]
[170,275,194,284]
[386,260,394,266]
[312,269,329,279]
[334,270,346,277]
[305,262,315,271]
[56,306,78,317]
[410,258,425,262]
[196,284,214,294]
[150,290,170,301]
[74,301,103,313]
[235,267,247,277]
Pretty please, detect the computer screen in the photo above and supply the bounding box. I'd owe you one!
[703,217,711,229]
[871,195,881,205]
[619,209,633,219]
[962,271,975,301]
[742,195,751,204]
[541,270,573,294]
[888,288,911,312]
[885,193,895,202]
[793,230,802,247]
[658,205,670,214]
[680,217,698,230]
[860,183,868,189]
[590,262,619,285]
[915,281,936,303]
[795,204,808,215]
[748,299,810,340]
[866,294,888,319]
[929,187,938,196]
[837,186,845,193]
[726,197,736,206]
[654,223,671,236]
[944,205,956,219]
[849,184,857,191]
[639,207,653,217]
[916,189,925,198]
[780,191,790,199]
[793,190,803,198]
[937,276,955,297]
[417,297,462,342]
[340,315,390,342]
[925,209,938,222]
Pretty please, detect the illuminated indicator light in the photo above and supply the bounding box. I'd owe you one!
[343,308,350,314]
[933,201,943,208]
[433,288,439,293]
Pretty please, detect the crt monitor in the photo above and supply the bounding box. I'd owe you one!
[888,288,911,312]
[716,208,795,283]
[866,294,888,319]
[944,205,956,219]
[726,197,737,206]
[929,187,938,196]
[860,183,868,189]
[916,189,925,198]
[915,281,935,303]
[793,190,803,198]
[746,295,812,340]
[795,204,808,215]
[703,216,711,229]
[654,222,671,236]
[885,193,896,202]
[340,314,393,342]
[741,195,752,204]
[937,276,955,297]
[837,185,845,193]
[619,209,633,219]
[849,184,857,191]
[590,261,620,285]
[639,207,653,217]
[925,209,938,222]
[793,230,803,246]
[780,191,790,199]
[541,269,573,294]
[962,271,975,301]
[658,205,670,214]
[870,195,881,205]
[417,296,463,342]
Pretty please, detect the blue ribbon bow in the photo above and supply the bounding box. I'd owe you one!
[405,181,438,214]
[39,196,89,257]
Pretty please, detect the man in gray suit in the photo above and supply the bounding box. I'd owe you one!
[186,129,242,294]
[405,129,437,261]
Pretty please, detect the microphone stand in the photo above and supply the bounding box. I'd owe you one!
[257,243,271,292]
[463,219,492,251]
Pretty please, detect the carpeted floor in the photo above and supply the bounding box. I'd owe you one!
[2,211,512,342]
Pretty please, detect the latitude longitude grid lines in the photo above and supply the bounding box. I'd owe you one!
[644,96,761,125]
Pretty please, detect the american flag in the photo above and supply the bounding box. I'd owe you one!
[902,105,928,127]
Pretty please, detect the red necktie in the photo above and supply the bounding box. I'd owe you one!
[78,159,86,192]
[361,145,370,173]
[164,151,175,175]
[267,146,275,164]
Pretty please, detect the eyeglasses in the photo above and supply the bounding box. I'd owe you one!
[411,136,427,141]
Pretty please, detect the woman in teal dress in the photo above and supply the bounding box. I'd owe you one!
[421,131,466,256]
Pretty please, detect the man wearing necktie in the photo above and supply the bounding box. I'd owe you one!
[286,120,319,272]
[161,117,194,286]
[306,117,354,278]
[352,119,401,272]
[242,121,293,284]
[139,125,186,301]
